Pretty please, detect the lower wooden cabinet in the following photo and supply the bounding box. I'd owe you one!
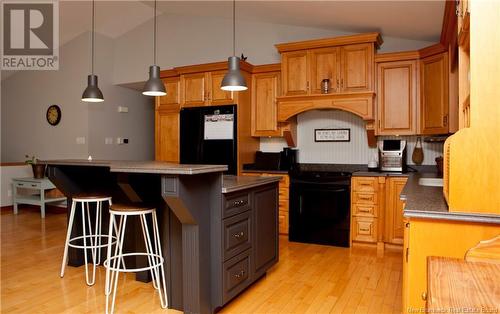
[155,109,179,162]
[402,218,500,313]
[242,172,289,234]
[385,177,408,244]
[351,175,408,247]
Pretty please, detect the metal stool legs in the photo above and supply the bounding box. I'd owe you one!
[104,208,168,314]
[60,196,113,286]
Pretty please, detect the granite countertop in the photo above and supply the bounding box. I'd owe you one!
[222,175,282,194]
[241,169,289,174]
[42,159,228,175]
[401,172,500,224]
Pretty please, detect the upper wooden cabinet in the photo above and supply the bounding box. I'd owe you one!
[341,43,373,92]
[157,77,181,111]
[277,33,381,97]
[376,59,418,135]
[309,47,341,94]
[419,52,449,134]
[251,71,281,137]
[282,51,309,96]
[181,71,235,107]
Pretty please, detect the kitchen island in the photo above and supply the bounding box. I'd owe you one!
[43,160,280,314]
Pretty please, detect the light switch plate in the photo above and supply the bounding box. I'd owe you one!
[76,137,86,144]
[118,106,129,113]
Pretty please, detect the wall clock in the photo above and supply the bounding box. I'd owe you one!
[46,105,61,126]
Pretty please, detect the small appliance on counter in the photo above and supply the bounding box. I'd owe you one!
[244,148,297,172]
[378,139,407,172]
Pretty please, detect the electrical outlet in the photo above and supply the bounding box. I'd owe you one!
[7,190,12,197]
[76,137,86,144]
[116,137,123,145]
[105,137,113,145]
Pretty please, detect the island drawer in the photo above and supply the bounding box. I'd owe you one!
[224,192,251,218]
[223,211,252,261]
[14,181,41,189]
[223,249,251,303]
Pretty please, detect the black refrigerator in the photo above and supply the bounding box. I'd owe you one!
[180,105,237,175]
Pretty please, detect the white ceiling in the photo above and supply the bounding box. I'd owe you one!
[60,0,444,45]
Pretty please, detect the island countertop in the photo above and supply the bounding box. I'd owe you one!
[222,175,282,193]
[401,172,500,224]
[42,159,228,175]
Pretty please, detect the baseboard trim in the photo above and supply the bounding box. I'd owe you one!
[1,204,67,214]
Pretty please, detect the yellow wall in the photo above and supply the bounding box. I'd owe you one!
[446,0,500,214]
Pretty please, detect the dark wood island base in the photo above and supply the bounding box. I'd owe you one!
[43,160,280,314]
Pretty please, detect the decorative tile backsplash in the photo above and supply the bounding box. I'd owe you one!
[259,110,444,166]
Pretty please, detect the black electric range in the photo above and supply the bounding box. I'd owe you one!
[288,164,364,247]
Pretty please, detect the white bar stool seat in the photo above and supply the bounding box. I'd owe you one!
[60,193,114,286]
[104,203,168,314]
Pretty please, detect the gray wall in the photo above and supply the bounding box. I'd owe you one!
[113,13,434,85]
[1,32,154,162]
[1,8,436,163]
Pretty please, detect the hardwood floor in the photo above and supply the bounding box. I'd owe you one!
[1,207,402,313]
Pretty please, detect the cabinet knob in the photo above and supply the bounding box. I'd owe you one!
[234,270,245,279]
[233,231,245,239]
[233,200,245,206]
[421,292,427,301]
[306,81,310,90]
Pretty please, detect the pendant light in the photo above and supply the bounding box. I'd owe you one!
[142,0,166,96]
[221,0,247,91]
[82,0,104,102]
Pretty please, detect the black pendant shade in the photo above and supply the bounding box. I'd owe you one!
[82,75,104,102]
[221,56,247,91]
[143,65,166,96]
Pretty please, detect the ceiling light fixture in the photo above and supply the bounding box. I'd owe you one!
[142,0,166,96]
[221,0,247,91]
[82,0,104,103]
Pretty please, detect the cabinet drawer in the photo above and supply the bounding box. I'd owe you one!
[224,192,251,218]
[223,250,251,303]
[14,181,40,189]
[353,203,377,217]
[352,216,378,243]
[352,177,378,192]
[223,212,251,261]
[353,192,378,204]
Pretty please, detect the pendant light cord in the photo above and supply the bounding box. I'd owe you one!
[154,0,157,65]
[233,0,235,56]
[91,0,95,75]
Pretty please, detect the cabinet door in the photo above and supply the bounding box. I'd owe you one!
[376,60,418,135]
[181,73,206,107]
[340,43,373,92]
[402,219,410,313]
[209,71,235,105]
[251,72,281,136]
[155,110,179,162]
[253,186,278,277]
[419,52,449,134]
[281,51,309,96]
[157,77,180,111]
[385,177,408,244]
[309,47,341,94]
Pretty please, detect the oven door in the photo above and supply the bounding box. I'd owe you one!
[289,180,350,247]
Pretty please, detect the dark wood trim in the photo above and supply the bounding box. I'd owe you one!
[0,162,26,166]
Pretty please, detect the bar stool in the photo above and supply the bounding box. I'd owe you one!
[104,203,168,314]
[60,193,113,286]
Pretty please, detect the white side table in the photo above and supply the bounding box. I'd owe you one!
[12,177,67,218]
